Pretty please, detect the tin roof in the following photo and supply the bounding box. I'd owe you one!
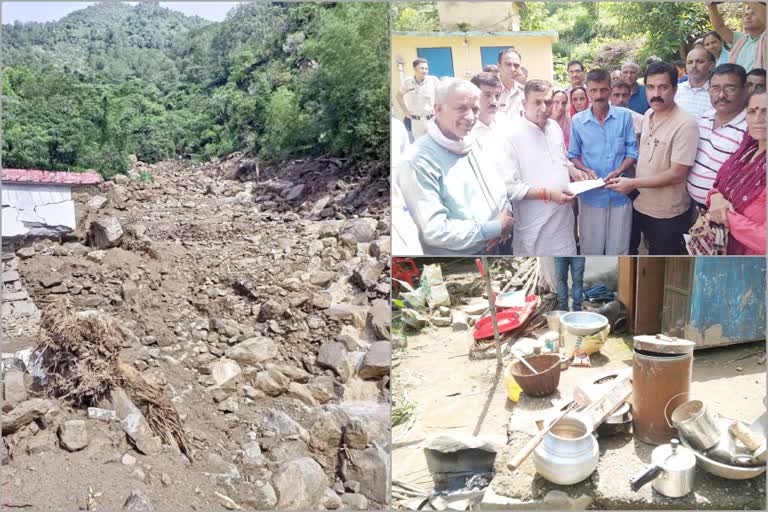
[1,168,103,186]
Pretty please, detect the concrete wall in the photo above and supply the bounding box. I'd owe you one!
[392,32,557,116]
[436,2,520,31]
[1,183,76,238]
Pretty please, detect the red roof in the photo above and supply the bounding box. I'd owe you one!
[1,168,103,186]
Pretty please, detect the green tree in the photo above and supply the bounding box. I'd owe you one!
[303,2,389,160]
[392,2,439,32]
[608,2,710,60]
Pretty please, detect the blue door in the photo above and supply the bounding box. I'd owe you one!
[481,46,513,68]
[416,47,454,78]
[688,257,766,345]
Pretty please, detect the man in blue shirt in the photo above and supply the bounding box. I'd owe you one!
[568,69,639,255]
[622,61,650,114]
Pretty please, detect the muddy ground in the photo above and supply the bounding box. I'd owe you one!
[2,154,391,511]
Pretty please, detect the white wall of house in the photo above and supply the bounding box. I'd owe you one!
[1,183,76,238]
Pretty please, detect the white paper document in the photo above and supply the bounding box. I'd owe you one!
[567,178,605,195]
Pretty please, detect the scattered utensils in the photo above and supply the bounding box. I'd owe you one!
[678,415,766,480]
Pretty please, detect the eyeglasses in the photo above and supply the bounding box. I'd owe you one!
[709,85,740,96]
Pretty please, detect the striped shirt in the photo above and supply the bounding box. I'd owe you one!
[687,109,747,205]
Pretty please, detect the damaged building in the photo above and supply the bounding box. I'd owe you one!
[1,168,102,249]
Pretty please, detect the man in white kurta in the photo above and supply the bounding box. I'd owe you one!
[469,72,527,204]
[391,117,422,255]
[506,80,580,256]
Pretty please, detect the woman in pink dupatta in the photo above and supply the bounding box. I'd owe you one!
[551,90,571,151]
[707,90,766,254]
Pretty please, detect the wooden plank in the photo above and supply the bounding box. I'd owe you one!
[617,257,636,333]
[634,258,666,335]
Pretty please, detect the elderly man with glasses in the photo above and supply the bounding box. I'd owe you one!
[687,63,750,209]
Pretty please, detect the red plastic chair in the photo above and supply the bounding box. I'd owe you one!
[392,257,420,296]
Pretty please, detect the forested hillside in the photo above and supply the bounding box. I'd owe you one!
[1,1,388,176]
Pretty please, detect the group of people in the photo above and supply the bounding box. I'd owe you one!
[392,2,766,256]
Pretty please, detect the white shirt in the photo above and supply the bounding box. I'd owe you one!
[401,76,440,116]
[391,118,421,255]
[499,82,524,121]
[472,116,529,202]
[506,117,577,256]
[675,80,712,119]
[687,108,748,205]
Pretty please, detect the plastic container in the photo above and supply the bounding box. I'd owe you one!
[504,365,523,402]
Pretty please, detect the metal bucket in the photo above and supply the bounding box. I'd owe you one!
[669,399,720,451]
[633,348,693,445]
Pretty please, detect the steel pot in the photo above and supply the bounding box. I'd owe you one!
[533,414,599,485]
[630,439,696,497]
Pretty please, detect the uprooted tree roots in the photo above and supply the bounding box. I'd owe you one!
[120,362,192,459]
[37,297,191,459]
[38,297,124,405]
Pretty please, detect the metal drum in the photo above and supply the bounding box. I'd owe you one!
[632,335,695,445]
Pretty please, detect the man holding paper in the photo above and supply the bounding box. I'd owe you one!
[506,80,588,255]
[568,69,639,255]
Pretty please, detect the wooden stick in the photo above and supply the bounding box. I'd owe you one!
[480,257,504,373]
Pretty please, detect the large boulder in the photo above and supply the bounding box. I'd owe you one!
[368,299,391,340]
[239,480,277,509]
[59,419,88,451]
[254,368,290,396]
[342,218,378,243]
[89,217,124,249]
[358,342,390,379]
[316,341,351,383]
[209,358,243,390]
[309,407,349,450]
[342,444,390,504]
[226,337,278,366]
[2,399,56,435]
[272,457,329,509]
[252,408,310,445]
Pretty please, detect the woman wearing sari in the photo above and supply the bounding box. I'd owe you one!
[551,89,571,150]
[707,89,766,254]
[569,86,589,117]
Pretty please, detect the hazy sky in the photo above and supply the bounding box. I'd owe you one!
[2,2,240,23]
